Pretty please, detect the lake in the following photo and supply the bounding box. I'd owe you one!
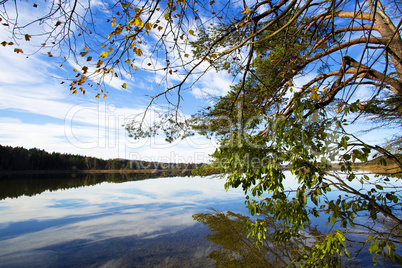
[0,173,248,267]
[0,172,399,267]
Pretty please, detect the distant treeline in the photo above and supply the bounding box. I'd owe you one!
[0,145,202,171]
[0,172,193,200]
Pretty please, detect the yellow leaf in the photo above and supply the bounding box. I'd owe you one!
[145,23,152,30]
[24,34,31,41]
[242,6,250,15]
[184,53,189,58]
[103,93,107,98]
[72,90,77,94]
[87,56,92,61]
[134,17,144,28]
[95,93,100,98]
[189,29,195,35]
[73,68,77,72]
[55,21,62,27]
[101,44,106,48]
[310,92,320,101]
[14,48,23,54]
[157,26,163,31]
[134,47,143,56]
[122,83,127,89]
[100,51,108,58]
[1,41,7,46]
[164,11,170,20]
[84,47,89,50]
[286,81,293,86]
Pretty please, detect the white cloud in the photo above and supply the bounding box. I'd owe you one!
[0,2,224,162]
[190,66,233,101]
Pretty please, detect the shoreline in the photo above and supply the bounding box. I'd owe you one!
[0,169,194,175]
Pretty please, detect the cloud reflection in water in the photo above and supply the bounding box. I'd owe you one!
[0,175,247,267]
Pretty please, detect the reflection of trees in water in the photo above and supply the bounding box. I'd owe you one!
[0,172,191,200]
[193,210,313,267]
[193,210,399,267]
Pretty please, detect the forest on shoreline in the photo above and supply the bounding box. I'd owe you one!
[0,145,202,173]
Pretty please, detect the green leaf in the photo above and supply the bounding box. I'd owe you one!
[375,185,383,190]
[369,240,379,254]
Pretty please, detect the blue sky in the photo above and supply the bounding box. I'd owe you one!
[0,0,237,162]
[0,0,399,163]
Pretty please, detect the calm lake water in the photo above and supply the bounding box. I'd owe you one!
[0,172,399,267]
[0,173,248,267]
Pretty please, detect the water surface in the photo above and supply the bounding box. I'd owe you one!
[0,172,400,267]
[0,174,246,267]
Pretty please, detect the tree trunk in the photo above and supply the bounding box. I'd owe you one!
[368,0,402,94]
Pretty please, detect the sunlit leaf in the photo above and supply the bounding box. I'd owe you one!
[100,51,108,58]
[134,47,143,56]
[310,92,320,101]
[145,23,152,30]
